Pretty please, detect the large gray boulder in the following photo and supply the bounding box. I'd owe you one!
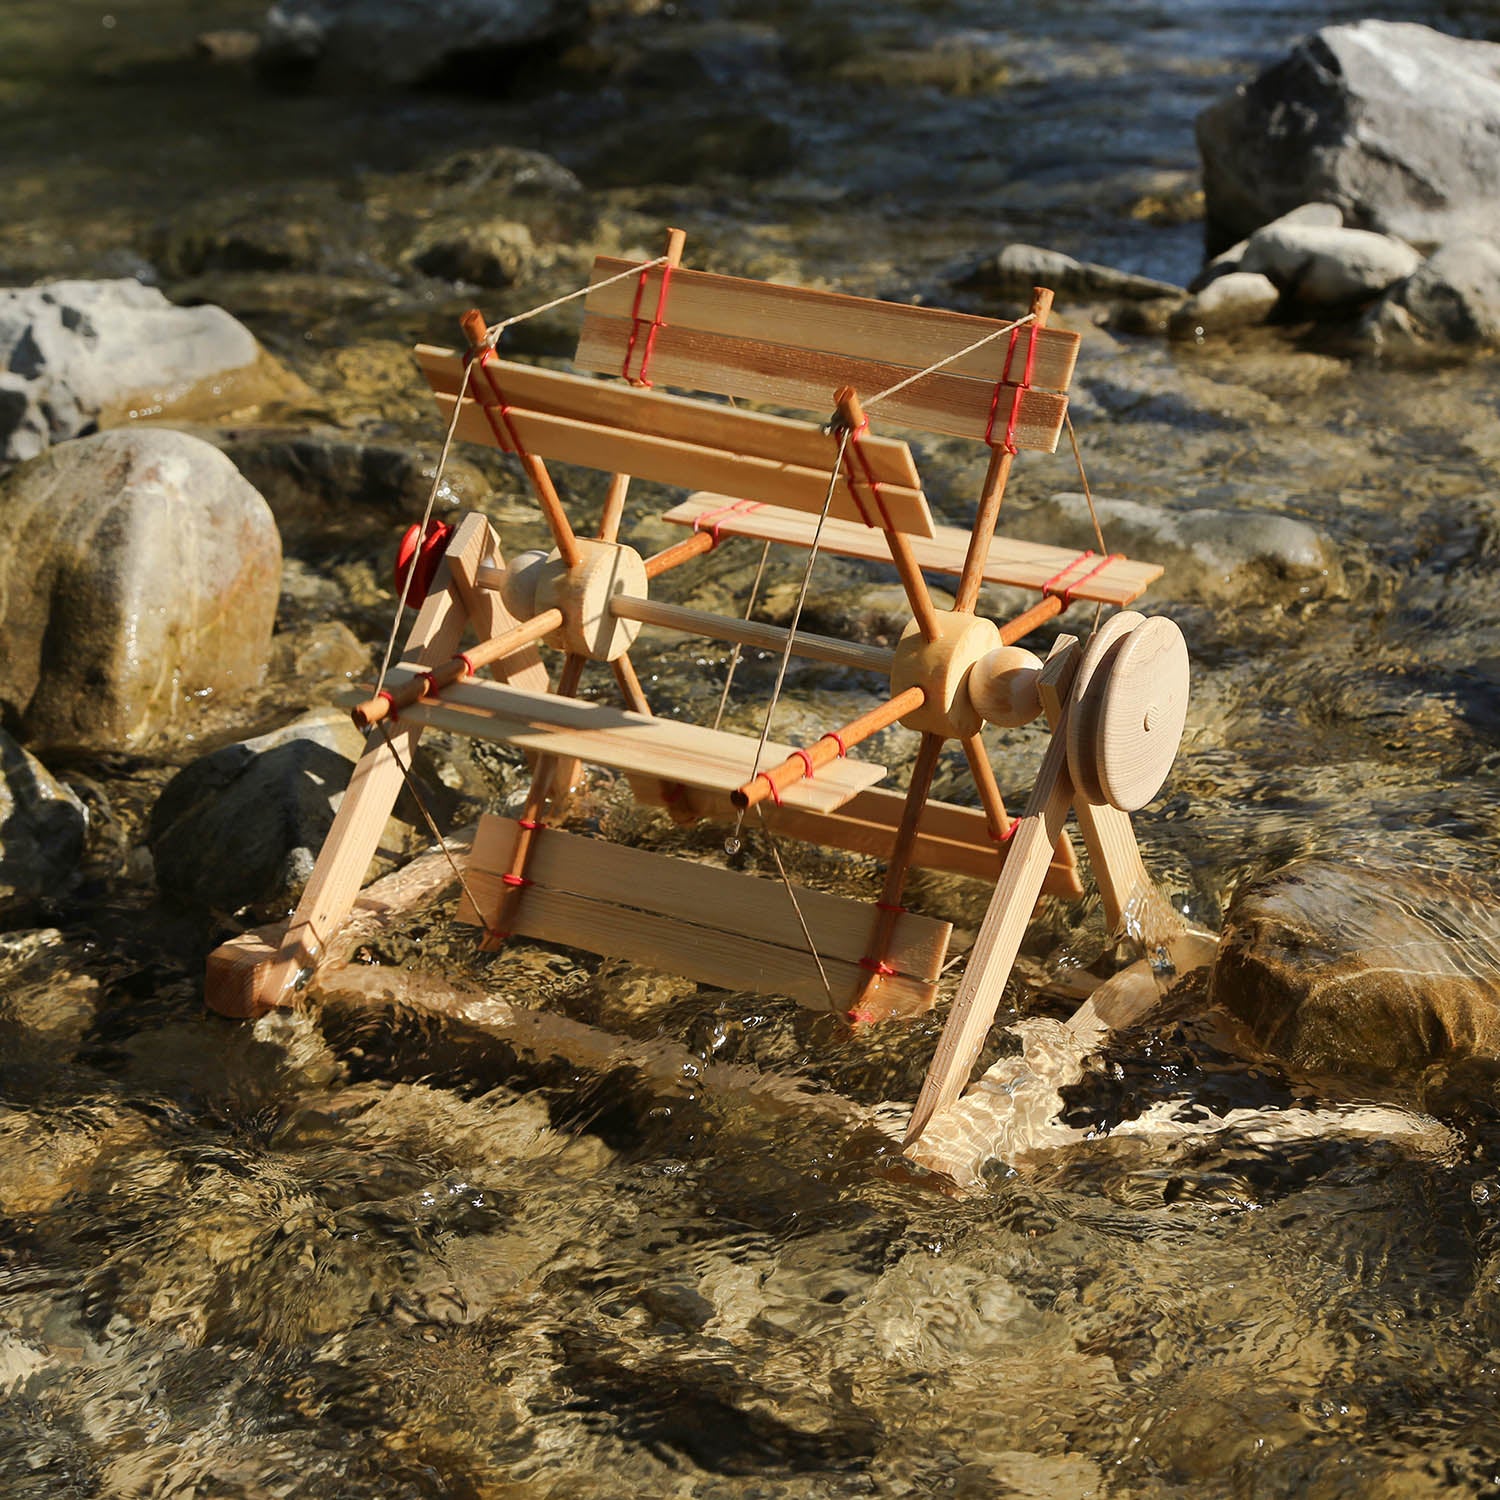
[1197,22,1500,254]
[0,429,281,753]
[0,732,87,904]
[1211,859,1500,1078]
[260,0,588,84]
[0,280,302,464]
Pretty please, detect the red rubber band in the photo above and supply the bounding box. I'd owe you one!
[875,900,907,913]
[791,748,816,780]
[858,957,897,976]
[847,1007,877,1025]
[692,498,764,539]
[984,326,1022,447]
[517,818,544,831]
[473,351,531,460]
[839,425,896,532]
[376,689,399,722]
[821,731,848,758]
[1001,323,1040,456]
[758,774,783,808]
[486,929,510,943]
[1056,552,1124,603]
[993,821,1019,843]
[622,261,675,386]
[500,873,530,888]
[456,652,476,677]
[420,671,439,698]
[1040,549,1095,599]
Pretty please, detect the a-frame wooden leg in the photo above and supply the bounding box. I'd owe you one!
[205,515,507,1018]
[903,639,1082,1145]
[849,730,946,1024]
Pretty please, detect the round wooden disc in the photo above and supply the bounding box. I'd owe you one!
[1065,611,1142,804]
[1092,616,1190,811]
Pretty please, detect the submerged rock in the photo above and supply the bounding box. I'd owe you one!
[0,430,281,753]
[958,243,1184,304]
[0,733,87,904]
[1197,22,1500,253]
[0,279,301,463]
[260,0,590,85]
[1210,859,1500,1077]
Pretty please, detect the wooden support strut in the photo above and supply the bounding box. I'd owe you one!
[732,686,925,811]
[834,387,941,643]
[351,608,565,729]
[461,308,581,571]
[953,287,1054,616]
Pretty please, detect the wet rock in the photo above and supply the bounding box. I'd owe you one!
[1359,236,1500,352]
[0,279,301,463]
[0,1103,153,1217]
[1197,22,1500,254]
[1239,223,1420,308]
[423,144,584,200]
[0,735,87,904]
[1190,203,1343,292]
[195,28,261,63]
[409,220,536,287]
[0,929,100,1057]
[957,244,1184,304]
[147,707,462,915]
[0,429,281,753]
[1168,271,1280,339]
[259,0,589,86]
[1006,493,1343,605]
[1210,858,1500,1077]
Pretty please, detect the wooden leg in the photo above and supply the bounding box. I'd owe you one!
[205,515,496,1019]
[849,731,946,1023]
[961,730,1081,894]
[903,640,1082,1146]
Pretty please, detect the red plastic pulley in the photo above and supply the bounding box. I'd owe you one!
[393,519,454,607]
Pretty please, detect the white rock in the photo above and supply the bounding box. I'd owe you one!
[1240,224,1421,305]
[1169,270,1280,338]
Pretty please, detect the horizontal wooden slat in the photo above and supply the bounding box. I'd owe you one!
[629,781,1084,896]
[585,258,1080,393]
[663,494,1163,608]
[334,673,885,815]
[464,815,950,981]
[417,347,921,491]
[576,317,1069,450]
[434,393,935,538]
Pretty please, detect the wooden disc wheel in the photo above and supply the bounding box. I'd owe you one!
[1067,614,1189,812]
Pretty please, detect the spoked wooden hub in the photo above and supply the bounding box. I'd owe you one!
[203,227,1190,1160]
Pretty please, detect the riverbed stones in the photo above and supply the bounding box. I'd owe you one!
[0,280,301,463]
[958,243,1184,303]
[1210,858,1500,1077]
[259,0,590,85]
[0,734,87,905]
[1168,271,1280,339]
[0,429,281,753]
[1359,236,1500,352]
[1239,223,1420,308]
[1197,21,1500,254]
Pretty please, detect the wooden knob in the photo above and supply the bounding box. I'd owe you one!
[1065,611,1143,804]
[968,646,1044,728]
[499,548,549,621]
[1092,616,1189,811]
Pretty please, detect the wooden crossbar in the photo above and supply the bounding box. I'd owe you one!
[458,815,951,1014]
[334,672,886,815]
[417,347,922,489]
[629,781,1083,896]
[662,494,1162,608]
[579,258,1079,449]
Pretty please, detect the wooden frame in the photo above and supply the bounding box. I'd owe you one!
[205,228,1190,1177]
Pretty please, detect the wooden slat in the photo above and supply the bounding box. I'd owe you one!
[584,259,1080,393]
[334,672,885,816]
[576,317,1069,449]
[435,394,935,538]
[417,347,922,491]
[629,781,1084,896]
[456,816,948,1013]
[663,494,1162,607]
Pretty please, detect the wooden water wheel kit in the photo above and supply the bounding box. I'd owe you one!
[205,229,1200,1166]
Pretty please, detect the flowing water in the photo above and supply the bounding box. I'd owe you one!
[5,1,1500,1495]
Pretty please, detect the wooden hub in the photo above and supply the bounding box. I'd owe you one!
[889,610,1000,739]
[532,539,648,661]
[968,645,1044,728]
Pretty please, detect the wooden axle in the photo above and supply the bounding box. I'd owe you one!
[351,608,564,728]
[644,530,717,579]
[732,685,926,811]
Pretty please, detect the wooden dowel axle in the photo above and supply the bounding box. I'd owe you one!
[998,592,1066,645]
[731,685,926,812]
[644,530,717,580]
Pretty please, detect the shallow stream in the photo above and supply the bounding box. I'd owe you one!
[5,2,1500,1495]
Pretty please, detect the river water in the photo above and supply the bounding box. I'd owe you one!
[5,1,1500,1495]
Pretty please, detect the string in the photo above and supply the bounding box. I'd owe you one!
[712,541,771,732]
[477,255,669,348]
[863,312,1036,410]
[755,806,834,1005]
[728,424,852,854]
[1064,409,1110,632]
[373,356,474,701]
